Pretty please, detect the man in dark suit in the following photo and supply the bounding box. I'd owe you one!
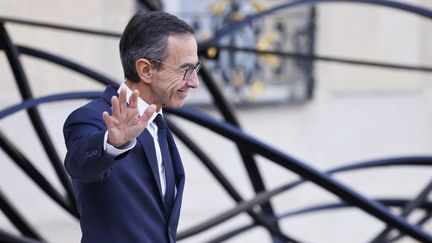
[63,11,200,243]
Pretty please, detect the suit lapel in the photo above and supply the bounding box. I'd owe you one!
[137,130,164,202]
[166,127,185,226]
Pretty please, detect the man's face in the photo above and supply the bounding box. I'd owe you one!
[149,34,199,109]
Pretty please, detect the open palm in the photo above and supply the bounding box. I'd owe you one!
[102,88,156,148]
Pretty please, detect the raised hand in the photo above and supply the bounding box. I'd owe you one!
[102,88,156,148]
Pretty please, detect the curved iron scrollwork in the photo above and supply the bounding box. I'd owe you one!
[0,0,431,242]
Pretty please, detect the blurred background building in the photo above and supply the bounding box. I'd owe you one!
[0,0,431,242]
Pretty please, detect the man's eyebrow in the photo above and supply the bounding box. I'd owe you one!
[178,62,199,69]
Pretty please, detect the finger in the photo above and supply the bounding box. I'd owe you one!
[102,111,113,128]
[129,90,139,109]
[119,88,127,113]
[140,104,156,125]
[111,96,120,118]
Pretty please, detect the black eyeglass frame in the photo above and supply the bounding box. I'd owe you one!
[151,59,201,81]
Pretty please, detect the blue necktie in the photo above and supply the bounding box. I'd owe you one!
[154,114,175,212]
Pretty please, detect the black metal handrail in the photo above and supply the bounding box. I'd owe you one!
[177,156,432,240]
[167,106,432,242]
[202,44,432,73]
[1,92,431,242]
[207,0,432,45]
[1,0,432,242]
[0,23,77,217]
[209,199,432,242]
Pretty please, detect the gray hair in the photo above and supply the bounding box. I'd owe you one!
[119,11,194,82]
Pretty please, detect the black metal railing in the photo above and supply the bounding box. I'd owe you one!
[0,0,431,242]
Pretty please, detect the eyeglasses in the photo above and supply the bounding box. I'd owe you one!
[151,59,201,81]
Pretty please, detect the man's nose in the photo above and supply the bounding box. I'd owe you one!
[186,72,199,88]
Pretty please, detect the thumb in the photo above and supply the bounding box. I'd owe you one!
[102,111,113,128]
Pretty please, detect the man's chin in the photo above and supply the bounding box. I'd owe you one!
[165,100,186,109]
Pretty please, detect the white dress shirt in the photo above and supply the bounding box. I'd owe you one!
[103,82,168,197]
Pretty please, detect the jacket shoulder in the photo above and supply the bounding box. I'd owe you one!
[65,84,118,124]
[64,97,110,130]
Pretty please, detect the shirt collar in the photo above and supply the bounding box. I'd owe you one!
[117,82,161,124]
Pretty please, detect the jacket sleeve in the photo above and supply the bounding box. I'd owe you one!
[63,106,124,183]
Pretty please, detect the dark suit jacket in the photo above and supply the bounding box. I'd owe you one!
[63,84,185,243]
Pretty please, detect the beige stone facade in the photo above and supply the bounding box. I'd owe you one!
[0,1,431,242]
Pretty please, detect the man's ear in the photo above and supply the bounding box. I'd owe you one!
[136,58,152,84]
